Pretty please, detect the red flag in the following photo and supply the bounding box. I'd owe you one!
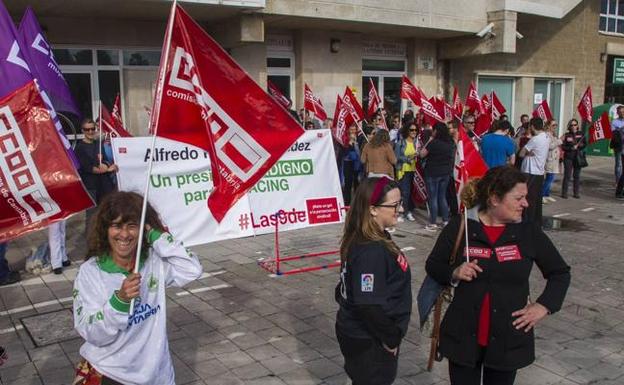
[491,91,506,119]
[343,86,364,121]
[151,4,304,222]
[419,93,444,124]
[331,95,351,147]
[400,75,421,107]
[443,101,454,122]
[111,93,124,128]
[532,100,553,121]
[0,81,93,242]
[367,78,382,118]
[411,163,428,205]
[465,82,484,115]
[577,86,593,123]
[474,114,493,137]
[303,84,328,121]
[481,94,491,113]
[454,125,488,207]
[267,80,292,110]
[589,111,612,144]
[98,104,132,138]
[452,86,463,119]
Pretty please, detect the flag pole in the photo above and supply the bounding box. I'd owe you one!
[98,101,103,164]
[464,205,469,263]
[129,0,177,314]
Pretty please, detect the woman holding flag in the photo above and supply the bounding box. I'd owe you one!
[425,166,570,385]
[394,123,419,221]
[72,191,202,385]
[561,118,586,199]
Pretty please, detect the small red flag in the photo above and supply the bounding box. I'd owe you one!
[411,163,428,205]
[401,75,421,107]
[532,100,554,121]
[367,78,382,118]
[98,103,132,138]
[589,111,612,144]
[465,82,484,115]
[304,83,328,121]
[491,91,506,119]
[267,80,292,110]
[577,86,593,123]
[454,125,488,207]
[452,86,463,119]
[331,95,351,147]
[343,86,364,121]
[111,93,124,128]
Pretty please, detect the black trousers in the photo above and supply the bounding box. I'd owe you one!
[522,173,544,226]
[617,154,624,196]
[336,331,398,385]
[342,161,359,206]
[562,158,581,197]
[449,348,517,385]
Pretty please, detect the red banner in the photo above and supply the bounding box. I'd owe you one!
[99,103,132,138]
[589,111,612,144]
[0,81,93,242]
[532,100,554,121]
[267,80,292,110]
[577,86,593,123]
[411,163,427,205]
[151,4,304,222]
[304,83,327,121]
[454,125,488,207]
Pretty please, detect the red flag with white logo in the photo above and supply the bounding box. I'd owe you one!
[491,91,506,119]
[420,93,444,125]
[111,93,124,129]
[0,81,93,242]
[577,86,593,123]
[343,86,364,122]
[454,125,488,207]
[400,75,421,107]
[452,86,463,119]
[151,4,304,222]
[98,103,132,138]
[304,83,327,121]
[367,78,382,118]
[411,162,427,205]
[532,100,554,121]
[589,111,612,144]
[465,82,484,115]
[267,80,292,110]
[331,95,351,147]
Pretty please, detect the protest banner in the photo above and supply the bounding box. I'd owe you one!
[113,129,344,246]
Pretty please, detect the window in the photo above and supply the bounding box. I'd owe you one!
[600,0,624,34]
[267,53,295,106]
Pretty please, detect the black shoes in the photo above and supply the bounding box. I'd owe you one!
[561,194,568,199]
[0,271,21,286]
[573,195,580,199]
[54,260,72,275]
[62,260,71,267]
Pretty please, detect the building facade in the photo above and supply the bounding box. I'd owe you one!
[6,0,623,137]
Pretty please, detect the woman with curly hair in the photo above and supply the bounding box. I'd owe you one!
[72,191,202,385]
[335,176,412,385]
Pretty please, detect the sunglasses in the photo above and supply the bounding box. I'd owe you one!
[464,121,475,124]
[375,200,403,212]
[409,129,417,132]
[83,127,96,132]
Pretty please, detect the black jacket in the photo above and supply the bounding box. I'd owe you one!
[561,131,586,160]
[425,211,571,370]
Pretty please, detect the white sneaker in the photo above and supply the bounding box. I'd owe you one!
[442,221,449,227]
[406,212,416,221]
[542,197,549,204]
[547,196,557,202]
[424,224,438,232]
[397,216,405,223]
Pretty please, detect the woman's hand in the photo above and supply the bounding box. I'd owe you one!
[452,260,483,282]
[107,164,118,172]
[382,343,398,357]
[117,273,141,302]
[512,302,549,332]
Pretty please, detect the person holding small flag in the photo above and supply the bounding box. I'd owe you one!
[561,118,586,199]
[426,166,571,385]
[72,191,202,385]
[394,123,419,222]
[610,106,624,184]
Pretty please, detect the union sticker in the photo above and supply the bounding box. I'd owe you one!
[361,274,374,292]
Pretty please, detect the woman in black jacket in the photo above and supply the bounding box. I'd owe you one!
[425,166,571,385]
[561,118,586,199]
[335,177,411,385]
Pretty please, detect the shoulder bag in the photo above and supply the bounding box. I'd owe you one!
[416,215,465,371]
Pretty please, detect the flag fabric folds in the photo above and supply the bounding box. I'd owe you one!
[18,7,80,117]
[532,100,554,121]
[589,111,612,144]
[577,86,593,123]
[465,82,484,116]
[304,83,328,121]
[267,80,292,110]
[367,78,382,118]
[98,103,132,138]
[0,81,93,242]
[454,125,488,207]
[150,4,304,222]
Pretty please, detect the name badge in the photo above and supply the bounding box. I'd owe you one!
[495,245,522,262]
[464,246,491,259]
[396,253,409,272]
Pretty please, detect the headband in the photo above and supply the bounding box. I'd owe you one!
[370,177,392,205]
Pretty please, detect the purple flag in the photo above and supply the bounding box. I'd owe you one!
[0,1,32,98]
[0,2,78,167]
[18,7,80,117]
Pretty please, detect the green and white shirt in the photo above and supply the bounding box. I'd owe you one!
[73,230,202,385]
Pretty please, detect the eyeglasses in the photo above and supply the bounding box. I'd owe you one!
[375,200,402,212]
[464,121,475,124]
[570,123,578,127]
[409,129,417,132]
[83,127,96,132]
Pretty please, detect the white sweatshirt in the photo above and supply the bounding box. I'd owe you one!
[73,230,202,385]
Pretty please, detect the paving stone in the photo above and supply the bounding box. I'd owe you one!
[216,351,256,369]
[231,362,271,380]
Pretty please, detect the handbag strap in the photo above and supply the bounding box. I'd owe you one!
[449,214,466,266]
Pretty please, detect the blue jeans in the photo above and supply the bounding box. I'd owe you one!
[542,173,556,197]
[425,175,450,224]
[0,243,8,281]
[399,172,415,214]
